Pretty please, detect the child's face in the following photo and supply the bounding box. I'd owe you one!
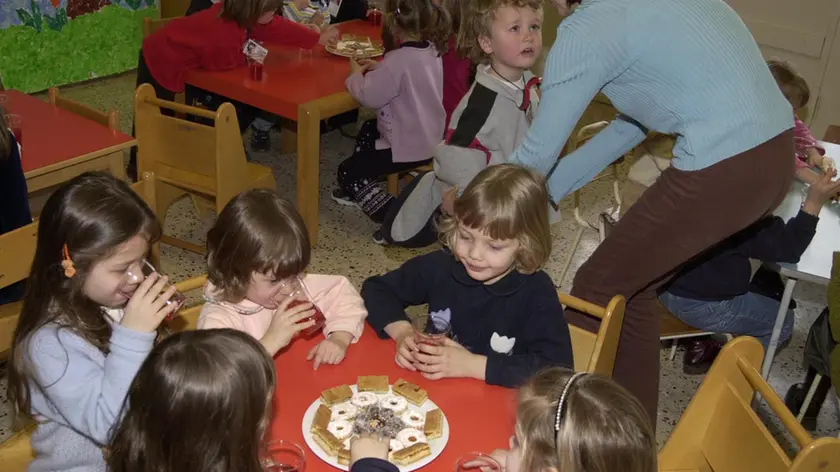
[245,272,299,309]
[453,224,520,285]
[83,234,149,308]
[479,6,543,74]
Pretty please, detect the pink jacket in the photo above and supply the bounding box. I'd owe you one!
[793,115,825,169]
[197,274,367,342]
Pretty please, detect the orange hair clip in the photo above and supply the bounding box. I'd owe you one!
[61,243,76,278]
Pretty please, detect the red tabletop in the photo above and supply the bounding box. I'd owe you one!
[269,326,516,471]
[184,21,382,120]
[2,90,135,175]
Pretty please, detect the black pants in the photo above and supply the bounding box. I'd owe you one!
[337,120,430,222]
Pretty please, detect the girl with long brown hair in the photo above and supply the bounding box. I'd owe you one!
[7,172,179,471]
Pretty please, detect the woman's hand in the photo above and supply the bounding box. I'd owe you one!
[306,331,353,369]
[121,273,178,333]
[260,297,316,355]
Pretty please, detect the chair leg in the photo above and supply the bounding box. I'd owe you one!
[558,226,586,286]
[669,341,678,361]
[387,174,399,196]
[796,374,823,422]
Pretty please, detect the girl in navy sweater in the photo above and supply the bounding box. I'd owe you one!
[362,164,573,388]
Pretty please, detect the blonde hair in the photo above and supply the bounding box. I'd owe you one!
[458,0,543,64]
[767,59,810,110]
[222,0,283,29]
[516,368,657,472]
[438,164,551,274]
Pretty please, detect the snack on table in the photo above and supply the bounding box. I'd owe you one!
[338,447,351,466]
[379,394,408,414]
[393,378,428,406]
[358,375,390,393]
[311,404,332,432]
[321,384,353,406]
[328,420,354,440]
[313,426,344,456]
[391,442,432,465]
[397,428,427,447]
[351,391,379,408]
[389,439,405,452]
[423,409,443,440]
[332,402,359,421]
[353,406,404,438]
[401,408,426,429]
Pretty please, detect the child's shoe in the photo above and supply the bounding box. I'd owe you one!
[331,188,357,207]
[251,127,271,152]
[372,230,386,245]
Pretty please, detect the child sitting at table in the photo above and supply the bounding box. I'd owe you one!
[348,367,657,472]
[659,170,840,374]
[768,60,836,185]
[284,0,331,27]
[374,0,546,247]
[108,329,276,472]
[362,164,573,388]
[128,0,339,179]
[331,0,450,223]
[0,112,31,304]
[198,189,366,368]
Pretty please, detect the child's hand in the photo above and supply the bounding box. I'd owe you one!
[394,327,420,372]
[820,156,836,173]
[415,338,486,380]
[312,11,325,26]
[350,433,389,464]
[318,26,339,47]
[122,273,178,333]
[349,57,376,75]
[306,331,353,370]
[261,297,316,355]
[803,169,840,215]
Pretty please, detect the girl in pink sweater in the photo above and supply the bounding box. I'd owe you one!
[197,189,366,369]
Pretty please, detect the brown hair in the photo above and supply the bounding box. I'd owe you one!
[222,0,283,29]
[438,164,551,274]
[8,172,161,419]
[516,368,657,472]
[458,0,543,64]
[0,110,10,160]
[382,0,452,54]
[108,329,276,472]
[767,59,810,110]
[206,189,310,303]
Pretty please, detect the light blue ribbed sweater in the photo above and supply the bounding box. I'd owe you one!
[509,0,793,200]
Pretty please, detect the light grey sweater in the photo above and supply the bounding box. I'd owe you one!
[25,321,155,472]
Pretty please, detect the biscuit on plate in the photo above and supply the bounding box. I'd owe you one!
[424,409,443,439]
[321,385,353,406]
[392,378,427,406]
[391,442,431,465]
[312,427,343,456]
[311,404,332,433]
[357,375,389,393]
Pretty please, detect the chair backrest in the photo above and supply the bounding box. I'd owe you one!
[167,274,208,332]
[825,124,840,144]
[160,0,190,19]
[0,421,37,470]
[134,83,253,209]
[142,16,178,38]
[658,337,840,472]
[47,88,119,130]
[558,293,625,377]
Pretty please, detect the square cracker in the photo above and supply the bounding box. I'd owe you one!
[321,384,353,406]
[358,375,389,393]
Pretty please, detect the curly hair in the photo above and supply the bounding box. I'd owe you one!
[457,0,543,64]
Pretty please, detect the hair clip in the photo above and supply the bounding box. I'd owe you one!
[394,7,401,16]
[554,372,585,434]
[61,243,76,278]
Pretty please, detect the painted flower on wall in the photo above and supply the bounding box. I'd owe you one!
[67,0,111,19]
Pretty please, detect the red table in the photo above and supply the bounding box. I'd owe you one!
[185,21,381,245]
[3,90,134,193]
[268,326,516,471]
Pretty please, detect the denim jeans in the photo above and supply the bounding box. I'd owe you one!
[659,290,794,349]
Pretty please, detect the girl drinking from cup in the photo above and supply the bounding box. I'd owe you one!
[198,189,367,368]
[362,164,573,388]
[7,172,180,472]
[108,329,278,472]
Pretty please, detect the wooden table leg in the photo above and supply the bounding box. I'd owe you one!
[297,103,321,245]
[108,150,127,181]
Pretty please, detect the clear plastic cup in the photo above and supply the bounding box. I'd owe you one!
[412,313,452,347]
[261,440,306,472]
[119,260,186,309]
[454,452,502,471]
[272,275,326,338]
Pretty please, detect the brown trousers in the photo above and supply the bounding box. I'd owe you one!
[567,130,794,426]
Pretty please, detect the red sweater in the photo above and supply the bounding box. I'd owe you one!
[441,36,472,129]
[142,4,319,93]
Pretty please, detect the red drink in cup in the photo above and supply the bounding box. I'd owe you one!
[249,60,264,81]
[274,276,326,338]
[119,260,186,316]
[412,314,452,348]
[261,440,306,472]
[454,452,502,472]
[368,8,382,27]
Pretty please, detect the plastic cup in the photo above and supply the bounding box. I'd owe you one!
[412,313,451,347]
[454,452,502,471]
[261,440,306,472]
[272,276,326,338]
[119,260,186,309]
[249,58,265,81]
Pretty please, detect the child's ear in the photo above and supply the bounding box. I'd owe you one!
[478,35,493,55]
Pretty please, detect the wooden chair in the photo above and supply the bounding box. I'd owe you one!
[134,84,276,255]
[658,300,716,361]
[160,0,190,18]
[557,121,624,286]
[659,336,840,472]
[558,293,626,377]
[47,88,119,130]
[166,274,208,332]
[387,163,434,196]
[0,422,36,471]
[0,173,160,359]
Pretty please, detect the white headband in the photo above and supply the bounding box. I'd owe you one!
[554,372,586,433]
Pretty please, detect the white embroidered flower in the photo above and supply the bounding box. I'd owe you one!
[429,308,452,324]
[490,332,516,354]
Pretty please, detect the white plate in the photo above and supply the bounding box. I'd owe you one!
[301,385,450,471]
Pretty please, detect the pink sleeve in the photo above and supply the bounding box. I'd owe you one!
[303,274,367,342]
[793,116,825,166]
[197,303,244,331]
[345,58,400,109]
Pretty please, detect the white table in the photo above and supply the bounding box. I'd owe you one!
[762,141,840,377]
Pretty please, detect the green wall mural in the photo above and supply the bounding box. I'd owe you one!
[0,1,158,93]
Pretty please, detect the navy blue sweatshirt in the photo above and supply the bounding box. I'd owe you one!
[351,458,398,472]
[362,250,573,388]
[0,134,30,304]
[665,211,818,301]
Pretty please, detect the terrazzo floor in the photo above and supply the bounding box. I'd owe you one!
[1,72,837,451]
